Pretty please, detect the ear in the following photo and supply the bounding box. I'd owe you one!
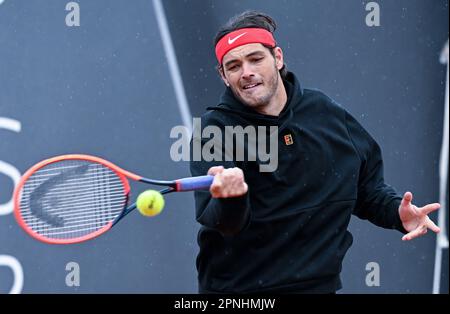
[218,66,230,86]
[273,47,284,70]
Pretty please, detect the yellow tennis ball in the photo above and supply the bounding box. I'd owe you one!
[136,190,165,217]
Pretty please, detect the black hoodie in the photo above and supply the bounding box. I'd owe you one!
[189,71,407,293]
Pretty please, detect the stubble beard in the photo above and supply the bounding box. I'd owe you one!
[231,66,280,111]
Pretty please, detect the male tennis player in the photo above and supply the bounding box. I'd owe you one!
[189,11,440,293]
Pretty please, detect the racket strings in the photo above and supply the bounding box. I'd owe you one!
[18,160,127,240]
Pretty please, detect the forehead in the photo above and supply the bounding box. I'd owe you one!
[222,43,268,64]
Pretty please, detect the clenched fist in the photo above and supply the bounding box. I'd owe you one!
[208,166,248,198]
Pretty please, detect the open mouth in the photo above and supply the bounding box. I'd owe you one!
[242,83,262,90]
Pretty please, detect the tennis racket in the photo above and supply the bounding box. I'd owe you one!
[13,154,213,244]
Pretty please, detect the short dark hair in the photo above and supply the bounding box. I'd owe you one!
[214,11,288,79]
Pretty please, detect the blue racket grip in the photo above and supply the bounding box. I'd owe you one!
[176,175,214,191]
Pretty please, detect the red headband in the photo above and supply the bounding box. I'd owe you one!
[215,28,276,65]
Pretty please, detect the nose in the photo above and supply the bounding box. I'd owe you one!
[240,62,255,80]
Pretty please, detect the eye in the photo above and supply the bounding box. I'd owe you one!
[252,57,264,63]
[227,64,239,71]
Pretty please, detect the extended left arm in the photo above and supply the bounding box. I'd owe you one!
[345,110,440,239]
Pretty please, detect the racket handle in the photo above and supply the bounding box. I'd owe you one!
[176,175,214,192]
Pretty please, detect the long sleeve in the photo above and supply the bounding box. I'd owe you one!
[189,118,251,236]
[345,111,407,234]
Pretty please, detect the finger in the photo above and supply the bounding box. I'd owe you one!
[210,176,223,198]
[230,169,244,183]
[221,168,243,184]
[210,185,220,198]
[425,216,441,233]
[400,191,413,208]
[402,225,427,241]
[207,166,224,176]
[225,181,248,198]
[242,182,249,194]
[419,203,441,216]
[232,167,244,176]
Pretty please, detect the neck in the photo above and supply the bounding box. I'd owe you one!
[255,77,287,116]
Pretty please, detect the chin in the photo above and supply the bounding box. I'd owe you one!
[239,94,262,106]
[240,97,257,106]
[245,95,269,106]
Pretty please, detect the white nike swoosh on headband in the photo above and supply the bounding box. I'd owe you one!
[228,32,247,45]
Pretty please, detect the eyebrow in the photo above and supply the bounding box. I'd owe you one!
[223,50,266,68]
